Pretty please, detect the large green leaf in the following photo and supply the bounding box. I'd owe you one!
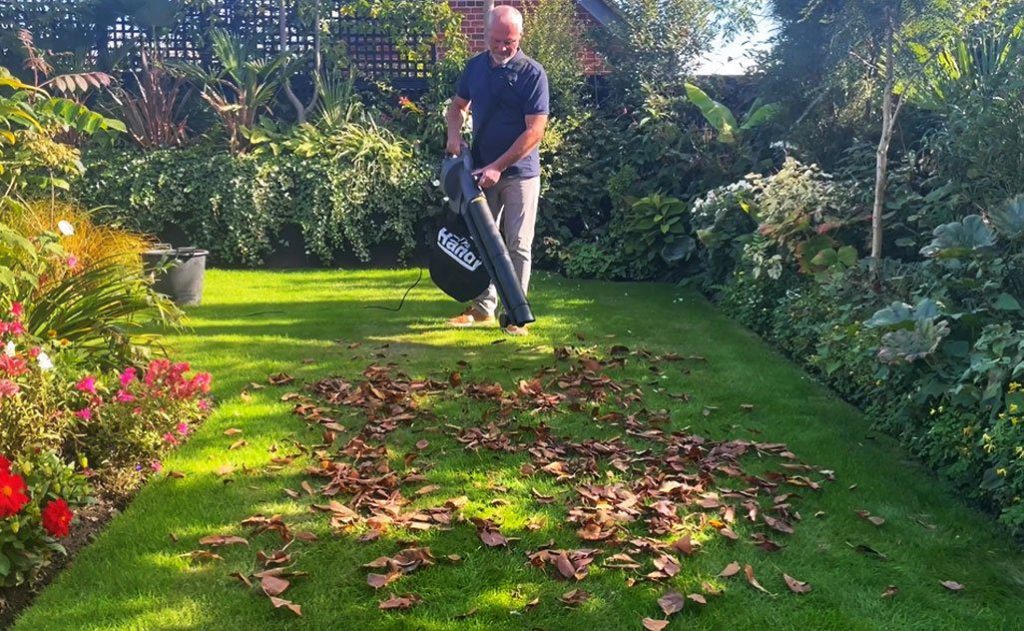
[683,83,737,143]
[989,194,1024,241]
[740,101,782,130]
[919,215,996,259]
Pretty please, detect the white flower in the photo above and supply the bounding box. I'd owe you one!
[57,220,75,236]
[3,341,14,357]
[37,351,53,372]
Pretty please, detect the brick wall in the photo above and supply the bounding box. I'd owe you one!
[447,0,604,73]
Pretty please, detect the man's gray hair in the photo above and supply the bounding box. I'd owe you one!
[487,5,524,31]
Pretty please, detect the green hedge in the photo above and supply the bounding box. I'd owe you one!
[77,140,437,267]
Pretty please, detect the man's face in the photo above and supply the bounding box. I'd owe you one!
[487,20,521,66]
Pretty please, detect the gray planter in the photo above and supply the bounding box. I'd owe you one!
[142,246,209,306]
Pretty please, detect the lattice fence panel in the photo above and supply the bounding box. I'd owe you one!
[1,0,436,88]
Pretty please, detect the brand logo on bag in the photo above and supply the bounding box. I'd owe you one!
[438,227,482,272]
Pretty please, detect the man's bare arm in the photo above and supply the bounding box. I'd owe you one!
[474,114,548,188]
[445,96,471,156]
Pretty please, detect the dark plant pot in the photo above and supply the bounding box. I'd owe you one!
[142,246,209,306]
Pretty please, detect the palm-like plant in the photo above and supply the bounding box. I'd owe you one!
[908,18,1024,111]
[109,49,192,149]
[177,29,287,152]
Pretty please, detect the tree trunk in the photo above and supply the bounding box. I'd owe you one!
[871,8,900,263]
[280,0,307,123]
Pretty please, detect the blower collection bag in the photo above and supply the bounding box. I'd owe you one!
[429,151,535,328]
[428,208,491,303]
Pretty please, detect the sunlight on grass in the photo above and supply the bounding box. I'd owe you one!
[14,270,1024,631]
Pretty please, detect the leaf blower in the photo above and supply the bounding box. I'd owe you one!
[429,149,535,328]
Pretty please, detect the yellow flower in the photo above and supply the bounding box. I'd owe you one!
[997,468,1008,477]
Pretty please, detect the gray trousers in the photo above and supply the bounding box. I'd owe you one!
[472,175,540,316]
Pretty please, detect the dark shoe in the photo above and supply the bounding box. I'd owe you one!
[447,307,495,328]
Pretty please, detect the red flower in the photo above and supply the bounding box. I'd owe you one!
[41,499,73,538]
[0,470,29,518]
[0,456,10,474]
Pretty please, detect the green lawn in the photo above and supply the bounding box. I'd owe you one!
[14,269,1024,630]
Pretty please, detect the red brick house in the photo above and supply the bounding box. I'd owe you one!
[447,0,620,71]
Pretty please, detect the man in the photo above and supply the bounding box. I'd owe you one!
[445,5,549,336]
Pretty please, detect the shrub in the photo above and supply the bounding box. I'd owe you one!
[0,451,91,587]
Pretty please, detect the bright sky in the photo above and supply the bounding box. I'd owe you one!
[696,7,777,75]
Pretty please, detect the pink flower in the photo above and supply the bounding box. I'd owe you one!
[150,460,162,472]
[176,422,189,436]
[0,379,19,398]
[198,399,211,412]
[9,303,22,318]
[162,432,178,445]
[119,367,137,388]
[75,376,97,394]
[66,256,79,270]
[27,347,40,358]
[75,408,93,421]
[114,389,136,403]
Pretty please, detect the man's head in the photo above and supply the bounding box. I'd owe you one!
[486,5,524,66]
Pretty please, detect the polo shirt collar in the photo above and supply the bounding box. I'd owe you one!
[489,49,525,69]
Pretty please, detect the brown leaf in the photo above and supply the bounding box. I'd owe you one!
[198,535,248,547]
[293,531,318,542]
[415,439,429,450]
[230,571,253,588]
[671,535,695,556]
[555,552,577,579]
[744,564,771,594]
[168,471,186,479]
[262,575,290,597]
[559,589,590,606]
[687,593,707,605]
[415,484,442,496]
[215,464,236,477]
[763,515,795,534]
[642,619,669,631]
[229,439,247,450]
[367,573,400,589]
[783,573,812,594]
[718,527,739,541]
[855,509,885,526]
[652,554,681,577]
[379,594,421,610]
[658,591,685,615]
[882,585,899,598]
[224,428,243,436]
[602,553,641,569]
[268,596,302,616]
[718,561,741,578]
[940,580,964,592]
[268,372,295,386]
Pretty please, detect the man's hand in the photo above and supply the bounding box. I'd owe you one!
[473,164,502,189]
[446,138,463,157]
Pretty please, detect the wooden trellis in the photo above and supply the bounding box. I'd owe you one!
[0,0,435,89]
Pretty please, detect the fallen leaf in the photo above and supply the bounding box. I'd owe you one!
[940,580,964,592]
[224,428,243,436]
[719,561,741,578]
[783,573,812,594]
[688,593,707,605]
[367,573,400,589]
[215,464,236,477]
[415,439,429,450]
[847,542,888,560]
[198,535,248,547]
[744,564,771,594]
[559,589,590,606]
[269,596,302,616]
[168,471,186,479]
[642,619,669,631]
[657,591,685,615]
[882,585,899,598]
[379,594,421,610]
[229,439,247,450]
[262,575,290,597]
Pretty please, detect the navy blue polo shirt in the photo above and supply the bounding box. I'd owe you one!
[456,50,549,179]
